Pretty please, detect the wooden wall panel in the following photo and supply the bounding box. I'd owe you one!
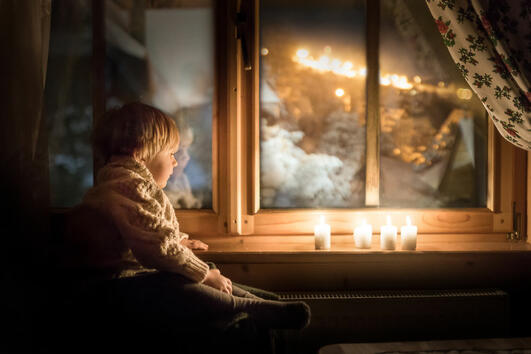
[204,252,531,291]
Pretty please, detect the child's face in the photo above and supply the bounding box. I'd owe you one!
[145,145,179,188]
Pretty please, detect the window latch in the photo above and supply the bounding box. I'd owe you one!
[236,11,252,71]
[507,201,522,241]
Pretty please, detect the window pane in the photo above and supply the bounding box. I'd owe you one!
[379,1,487,208]
[46,0,93,207]
[105,1,214,209]
[260,0,367,208]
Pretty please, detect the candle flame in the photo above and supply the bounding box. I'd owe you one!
[406,215,411,226]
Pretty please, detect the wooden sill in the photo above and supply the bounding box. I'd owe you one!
[197,233,531,256]
[195,234,531,291]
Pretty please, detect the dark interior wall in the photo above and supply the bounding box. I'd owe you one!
[0,2,530,352]
[0,1,52,352]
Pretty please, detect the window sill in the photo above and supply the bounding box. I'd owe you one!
[196,234,531,291]
[197,233,531,259]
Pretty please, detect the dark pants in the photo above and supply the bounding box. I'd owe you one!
[54,271,282,353]
[103,271,288,329]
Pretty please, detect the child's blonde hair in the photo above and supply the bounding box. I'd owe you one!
[93,102,180,163]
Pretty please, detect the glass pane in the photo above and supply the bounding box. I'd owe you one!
[105,1,214,209]
[379,1,487,208]
[260,0,367,208]
[45,0,93,207]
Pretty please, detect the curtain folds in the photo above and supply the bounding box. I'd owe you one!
[425,0,530,150]
[0,0,51,350]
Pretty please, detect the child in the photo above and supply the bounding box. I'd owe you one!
[77,102,310,330]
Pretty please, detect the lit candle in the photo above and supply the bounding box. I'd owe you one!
[354,218,372,249]
[314,215,331,250]
[380,215,397,250]
[401,216,418,250]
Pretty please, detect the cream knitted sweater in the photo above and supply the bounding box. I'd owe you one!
[81,156,210,282]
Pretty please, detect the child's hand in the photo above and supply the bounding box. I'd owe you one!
[181,239,209,250]
[203,269,232,294]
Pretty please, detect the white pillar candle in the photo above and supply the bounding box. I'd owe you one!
[314,215,331,250]
[400,216,418,250]
[354,219,372,249]
[380,215,397,250]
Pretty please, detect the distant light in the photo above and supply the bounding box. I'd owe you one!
[261,48,269,56]
[292,49,414,90]
[296,49,309,58]
[335,88,345,97]
[318,56,330,65]
[438,81,445,88]
[413,76,422,84]
[343,61,353,70]
[380,76,391,86]
[324,46,332,54]
[393,148,401,155]
[456,88,473,100]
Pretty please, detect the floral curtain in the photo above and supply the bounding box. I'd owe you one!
[426,0,530,150]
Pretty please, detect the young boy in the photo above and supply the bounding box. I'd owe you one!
[76,102,310,330]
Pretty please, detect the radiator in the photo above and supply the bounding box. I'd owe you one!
[277,289,509,354]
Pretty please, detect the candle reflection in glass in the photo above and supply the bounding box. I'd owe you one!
[380,215,397,250]
[314,215,331,250]
[354,219,372,249]
[401,216,418,250]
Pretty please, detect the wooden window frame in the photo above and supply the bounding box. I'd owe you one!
[54,0,526,241]
[86,0,228,237]
[226,0,526,238]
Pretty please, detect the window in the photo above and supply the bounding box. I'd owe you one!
[238,0,518,236]
[104,0,215,210]
[47,0,522,238]
[259,0,367,209]
[47,0,216,211]
[258,0,487,210]
[379,1,487,208]
[46,0,93,207]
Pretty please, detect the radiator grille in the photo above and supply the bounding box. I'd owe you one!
[278,288,506,300]
[277,288,509,353]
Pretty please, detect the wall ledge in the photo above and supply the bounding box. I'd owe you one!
[195,235,531,290]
